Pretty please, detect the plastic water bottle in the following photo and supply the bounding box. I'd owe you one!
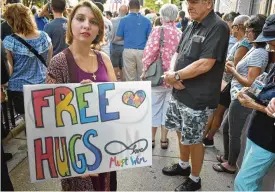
[246,72,268,100]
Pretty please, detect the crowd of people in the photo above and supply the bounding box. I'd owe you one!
[1,0,274,191]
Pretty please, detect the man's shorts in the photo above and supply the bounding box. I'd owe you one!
[165,96,215,145]
[110,44,124,69]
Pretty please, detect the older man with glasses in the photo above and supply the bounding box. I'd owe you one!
[161,0,230,191]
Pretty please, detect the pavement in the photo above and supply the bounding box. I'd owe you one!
[4,127,235,191]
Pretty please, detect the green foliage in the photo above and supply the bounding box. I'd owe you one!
[144,0,168,12]
[144,0,182,13]
[172,0,182,9]
[22,0,44,8]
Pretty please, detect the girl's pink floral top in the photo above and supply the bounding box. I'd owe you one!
[142,21,182,88]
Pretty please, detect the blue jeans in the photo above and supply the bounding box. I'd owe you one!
[234,138,275,191]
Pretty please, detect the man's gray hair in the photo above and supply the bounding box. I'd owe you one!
[233,15,250,25]
[160,4,178,23]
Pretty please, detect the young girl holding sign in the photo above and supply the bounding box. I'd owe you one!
[46,1,117,190]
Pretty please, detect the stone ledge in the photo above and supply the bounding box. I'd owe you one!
[2,122,25,144]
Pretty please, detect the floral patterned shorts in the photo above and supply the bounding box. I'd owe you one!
[165,96,215,145]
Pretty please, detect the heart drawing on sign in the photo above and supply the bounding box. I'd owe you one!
[122,90,146,108]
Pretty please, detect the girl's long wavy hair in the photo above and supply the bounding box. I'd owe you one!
[3,3,37,36]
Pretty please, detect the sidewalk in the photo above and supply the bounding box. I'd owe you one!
[5,129,234,191]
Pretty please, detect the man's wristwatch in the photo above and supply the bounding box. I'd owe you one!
[174,72,180,81]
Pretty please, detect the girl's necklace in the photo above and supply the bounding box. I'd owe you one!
[92,73,96,80]
[69,47,97,80]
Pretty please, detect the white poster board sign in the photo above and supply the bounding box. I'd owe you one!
[24,82,152,183]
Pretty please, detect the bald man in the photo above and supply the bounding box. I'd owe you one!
[110,5,128,81]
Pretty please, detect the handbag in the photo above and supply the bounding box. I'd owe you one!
[11,34,47,67]
[144,27,164,87]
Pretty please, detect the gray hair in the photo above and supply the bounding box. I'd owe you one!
[160,4,178,23]
[233,15,250,25]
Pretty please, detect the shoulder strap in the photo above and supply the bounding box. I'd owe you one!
[159,27,164,60]
[11,34,47,67]
[63,48,78,83]
[93,50,104,66]
[236,47,255,68]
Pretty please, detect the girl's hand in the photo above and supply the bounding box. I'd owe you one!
[80,79,93,84]
[81,173,99,178]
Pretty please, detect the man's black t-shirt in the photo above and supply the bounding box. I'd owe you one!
[173,10,230,110]
[247,64,275,153]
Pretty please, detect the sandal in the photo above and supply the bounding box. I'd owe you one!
[212,163,236,174]
[161,139,169,149]
[152,140,155,149]
[216,155,227,163]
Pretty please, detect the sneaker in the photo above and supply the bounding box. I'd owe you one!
[203,138,214,147]
[162,163,191,176]
[175,177,201,191]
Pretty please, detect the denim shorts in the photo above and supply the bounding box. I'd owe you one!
[110,44,124,69]
[165,96,214,145]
